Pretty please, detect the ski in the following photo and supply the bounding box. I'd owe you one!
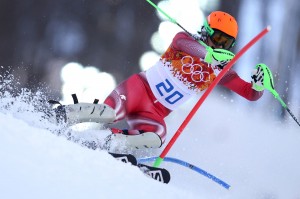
[50,129,171,183]
[138,163,171,184]
[109,152,137,165]
[47,95,171,183]
[49,127,171,183]
[109,153,170,184]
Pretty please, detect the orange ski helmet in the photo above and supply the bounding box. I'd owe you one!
[207,11,238,39]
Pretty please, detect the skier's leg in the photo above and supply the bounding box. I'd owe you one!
[127,115,167,144]
[103,73,170,149]
[50,73,144,125]
[105,115,167,149]
[104,74,146,121]
[49,95,116,125]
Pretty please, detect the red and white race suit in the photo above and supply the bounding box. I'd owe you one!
[104,32,263,144]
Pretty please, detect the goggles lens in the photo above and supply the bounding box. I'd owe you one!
[209,29,235,50]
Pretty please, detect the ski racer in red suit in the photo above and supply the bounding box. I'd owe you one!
[102,11,266,150]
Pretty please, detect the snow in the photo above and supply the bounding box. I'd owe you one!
[0,113,196,199]
[1,87,300,199]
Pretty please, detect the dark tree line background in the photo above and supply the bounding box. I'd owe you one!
[0,0,161,96]
[0,0,241,92]
[0,0,299,121]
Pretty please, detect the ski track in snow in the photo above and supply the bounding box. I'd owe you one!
[1,87,300,199]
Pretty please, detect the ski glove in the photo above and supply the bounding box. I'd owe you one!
[204,47,235,69]
[251,64,265,91]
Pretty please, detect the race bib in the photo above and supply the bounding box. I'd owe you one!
[146,61,195,110]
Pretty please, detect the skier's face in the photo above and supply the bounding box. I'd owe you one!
[207,36,223,49]
[207,29,235,50]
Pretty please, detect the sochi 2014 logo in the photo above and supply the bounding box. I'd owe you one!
[181,56,210,82]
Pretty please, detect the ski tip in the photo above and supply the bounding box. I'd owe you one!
[162,168,171,184]
[266,25,272,31]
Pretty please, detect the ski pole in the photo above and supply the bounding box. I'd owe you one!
[146,0,190,35]
[153,26,271,167]
[145,0,208,47]
[258,64,300,127]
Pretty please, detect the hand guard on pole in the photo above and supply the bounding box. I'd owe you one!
[256,64,300,127]
[204,47,235,69]
[251,64,266,91]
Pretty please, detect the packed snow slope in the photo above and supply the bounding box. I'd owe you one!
[0,87,300,199]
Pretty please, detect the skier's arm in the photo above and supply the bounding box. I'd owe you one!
[218,70,263,101]
[172,32,207,58]
[172,32,234,69]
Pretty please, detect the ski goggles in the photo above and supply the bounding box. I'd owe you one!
[203,20,236,50]
[209,29,235,50]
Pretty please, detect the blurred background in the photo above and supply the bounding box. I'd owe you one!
[0,0,299,123]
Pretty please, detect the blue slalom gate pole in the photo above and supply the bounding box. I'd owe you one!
[138,156,230,189]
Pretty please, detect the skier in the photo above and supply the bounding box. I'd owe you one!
[98,10,267,149]
[57,11,266,150]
